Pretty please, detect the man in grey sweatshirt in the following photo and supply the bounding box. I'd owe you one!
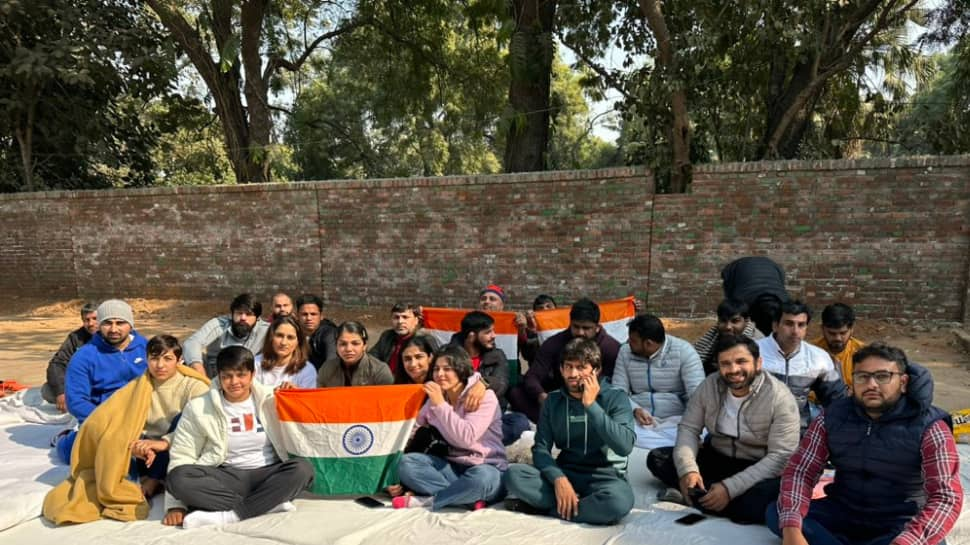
[646,334,800,524]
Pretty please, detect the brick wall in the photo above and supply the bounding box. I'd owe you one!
[0,167,654,310]
[1,157,968,321]
[648,156,970,321]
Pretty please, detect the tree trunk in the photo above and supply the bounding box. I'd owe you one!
[639,0,691,193]
[758,59,827,159]
[503,0,557,173]
[13,96,36,191]
[146,0,268,183]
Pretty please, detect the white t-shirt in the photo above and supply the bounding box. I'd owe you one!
[221,395,278,469]
[716,392,752,439]
[254,356,317,389]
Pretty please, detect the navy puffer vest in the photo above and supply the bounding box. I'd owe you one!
[823,363,949,527]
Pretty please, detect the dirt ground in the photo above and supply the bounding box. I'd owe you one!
[1,299,968,411]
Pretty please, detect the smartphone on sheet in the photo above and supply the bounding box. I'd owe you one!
[354,496,386,508]
[674,513,707,526]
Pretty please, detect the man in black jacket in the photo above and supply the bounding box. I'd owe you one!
[721,256,790,336]
[42,302,98,412]
[295,294,338,370]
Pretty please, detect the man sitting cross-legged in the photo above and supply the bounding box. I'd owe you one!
[647,334,800,524]
[504,338,636,525]
[612,313,704,449]
[767,343,963,545]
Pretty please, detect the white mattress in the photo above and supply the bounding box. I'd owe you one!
[0,389,967,545]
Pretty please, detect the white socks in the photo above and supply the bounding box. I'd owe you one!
[182,503,296,528]
[182,509,240,529]
[269,501,297,513]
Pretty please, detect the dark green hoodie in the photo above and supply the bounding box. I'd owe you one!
[532,383,635,482]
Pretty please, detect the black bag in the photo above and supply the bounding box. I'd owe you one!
[404,425,449,458]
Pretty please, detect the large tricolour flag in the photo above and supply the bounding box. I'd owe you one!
[533,297,636,344]
[272,385,425,496]
[422,307,521,384]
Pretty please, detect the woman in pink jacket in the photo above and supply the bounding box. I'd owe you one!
[392,345,507,510]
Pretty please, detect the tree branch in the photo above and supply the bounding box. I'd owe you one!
[557,33,634,101]
[265,18,366,80]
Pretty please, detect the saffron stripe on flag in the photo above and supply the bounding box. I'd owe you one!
[422,307,521,384]
[275,385,425,424]
[534,297,636,344]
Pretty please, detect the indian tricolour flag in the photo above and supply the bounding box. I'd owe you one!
[272,385,425,496]
[533,296,636,344]
[422,307,521,384]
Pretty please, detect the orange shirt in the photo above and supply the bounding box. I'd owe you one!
[811,336,865,389]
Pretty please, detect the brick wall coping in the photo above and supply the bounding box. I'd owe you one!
[693,155,970,175]
[0,166,652,202]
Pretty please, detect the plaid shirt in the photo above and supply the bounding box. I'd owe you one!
[778,415,963,545]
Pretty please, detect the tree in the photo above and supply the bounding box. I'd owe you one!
[502,0,558,172]
[287,2,507,179]
[0,0,175,192]
[144,0,364,184]
[895,49,970,154]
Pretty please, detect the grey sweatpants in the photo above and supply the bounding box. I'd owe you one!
[167,459,314,519]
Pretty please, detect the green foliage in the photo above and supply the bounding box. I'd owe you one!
[146,96,234,186]
[287,2,507,179]
[562,0,934,176]
[896,48,970,154]
[547,58,621,170]
[0,0,175,192]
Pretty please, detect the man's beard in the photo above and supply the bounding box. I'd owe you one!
[474,338,492,352]
[231,321,253,338]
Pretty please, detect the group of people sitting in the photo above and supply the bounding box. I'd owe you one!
[37,256,963,545]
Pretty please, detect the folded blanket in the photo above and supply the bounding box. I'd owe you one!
[42,366,208,524]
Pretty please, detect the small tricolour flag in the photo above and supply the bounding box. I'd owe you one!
[422,307,521,384]
[533,296,636,344]
[272,385,425,496]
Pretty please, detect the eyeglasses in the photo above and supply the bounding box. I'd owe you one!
[851,371,903,385]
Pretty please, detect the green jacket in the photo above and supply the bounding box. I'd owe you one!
[532,382,635,482]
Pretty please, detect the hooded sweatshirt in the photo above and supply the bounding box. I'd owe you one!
[532,381,635,482]
[416,373,507,469]
[65,332,148,424]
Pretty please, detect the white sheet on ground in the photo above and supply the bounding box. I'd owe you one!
[634,416,681,450]
[1,388,968,545]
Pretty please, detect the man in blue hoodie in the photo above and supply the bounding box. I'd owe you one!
[504,338,636,525]
[54,299,148,464]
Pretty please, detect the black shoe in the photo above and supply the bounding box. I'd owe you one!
[504,498,545,515]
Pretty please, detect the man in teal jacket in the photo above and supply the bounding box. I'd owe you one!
[504,338,636,525]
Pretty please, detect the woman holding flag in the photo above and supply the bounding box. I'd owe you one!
[392,345,507,510]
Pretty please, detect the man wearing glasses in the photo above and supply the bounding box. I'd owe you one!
[768,343,963,545]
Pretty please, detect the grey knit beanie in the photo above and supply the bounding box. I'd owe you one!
[96,299,134,328]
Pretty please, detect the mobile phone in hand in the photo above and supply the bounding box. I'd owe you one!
[688,486,707,503]
[354,496,386,508]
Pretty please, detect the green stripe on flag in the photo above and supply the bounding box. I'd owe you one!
[297,452,403,496]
